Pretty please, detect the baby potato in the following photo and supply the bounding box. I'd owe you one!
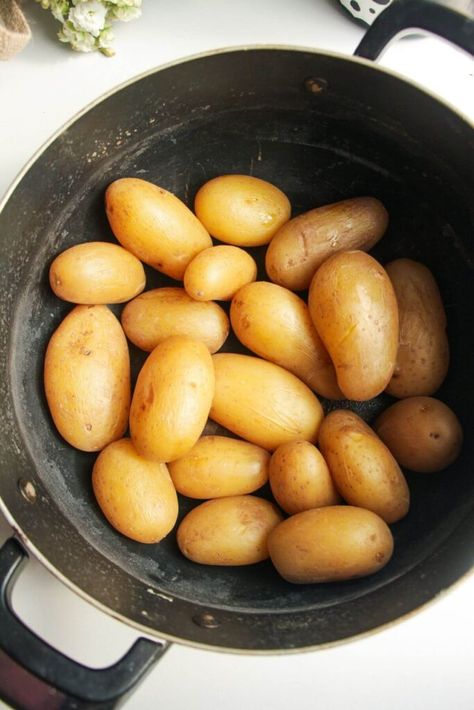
[177,495,283,565]
[385,259,449,398]
[318,410,410,523]
[374,396,463,473]
[268,506,394,583]
[230,281,342,399]
[194,174,291,247]
[269,440,340,514]
[309,250,399,401]
[92,438,178,543]
[184,245,257,301]
[211,353,324,450]
[121,287,229,353]
[49,242,145,304]
[105,178,211,280]
[130,336,214,463]
[44,305,130,452]
[168,436,270,498]
[265,196,388,291]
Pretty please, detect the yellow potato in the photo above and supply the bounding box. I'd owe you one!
[269,440,340,514]
[92,439,178,543]
[211,353,324,450]
[265,197,388,291]
[230,281,342,399]
[374,396,463,473]
[385,259,449,398]
[49,242,146,304]
[44,305,130,452]
[318,410,410,523]
[194,174,291,247]
[168,436,269,498]
[308,250,399,401]
[268,506,394,583]
[130,336,214,463]
[105,178,211,280]
[177,495,283,565]
[121,287,229,353]
[184,245,257,301]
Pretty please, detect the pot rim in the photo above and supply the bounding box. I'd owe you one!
[2,496,473,655]
[1,41,473,213]
[1,43,473,654]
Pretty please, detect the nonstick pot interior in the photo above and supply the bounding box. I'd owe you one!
[1,48,473,650]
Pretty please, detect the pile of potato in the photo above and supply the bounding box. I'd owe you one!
[44,175,463,585]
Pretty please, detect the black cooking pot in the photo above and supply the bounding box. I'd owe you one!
[1,1,473,707]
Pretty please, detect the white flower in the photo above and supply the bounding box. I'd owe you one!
[97,27,115,56]
[106,0,141,6]
[98,26,114,47]
[50,0,69,21]
[108,6,141,21]
[69,1,108,37]
[58,21,97,52]
[37,0,142,54]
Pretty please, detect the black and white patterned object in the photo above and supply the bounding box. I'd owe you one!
[339,0,393,25]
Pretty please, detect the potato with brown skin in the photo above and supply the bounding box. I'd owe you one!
[44,305,130,452]
[269,440,340,514]
[211,353,324,451]
[194,174,291,247]
[318,410,410,523]
[49,242,146,304]
[92,439,178,543]
[308,250,399,401]
[265,197,388,291]
[385,259,449,398]
[105,178,211,280]
[268,506,394,583]
[177,495,283,565]
[121,287,229,353]
[374,396,463,473]
[168,436,270,498]
[184,245,257,301]
[130,336,215,463]
[230,281,342,399]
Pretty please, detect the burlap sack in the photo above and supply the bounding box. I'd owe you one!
[0,0,31,60]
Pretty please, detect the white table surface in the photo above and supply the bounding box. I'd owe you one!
[1,1,473,709]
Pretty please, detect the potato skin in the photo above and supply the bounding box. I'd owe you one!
[269,440,340,514]
[105,178,211,280]
[121,287,229,354]
[49,242,146,304]
[374,397,463,473]
[319,410,410,523]
[268,506,394,583]
[92,439,178,543]
[130,336,215,463]
[211,353,324,450]
[184,245,257,301]
[44,305,130,452]
[168,436,269,498]
[230,281,342,399]
[265,197,388,291]
[177,495,283,565]
[194,175,291,247]
[309,250,399,401]
[385,259,449,398]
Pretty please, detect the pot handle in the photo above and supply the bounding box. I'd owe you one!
[354,0,474,60]
[0,537,169,709]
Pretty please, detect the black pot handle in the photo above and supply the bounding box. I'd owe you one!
[0,538,169,709]
[354,0,474,60]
